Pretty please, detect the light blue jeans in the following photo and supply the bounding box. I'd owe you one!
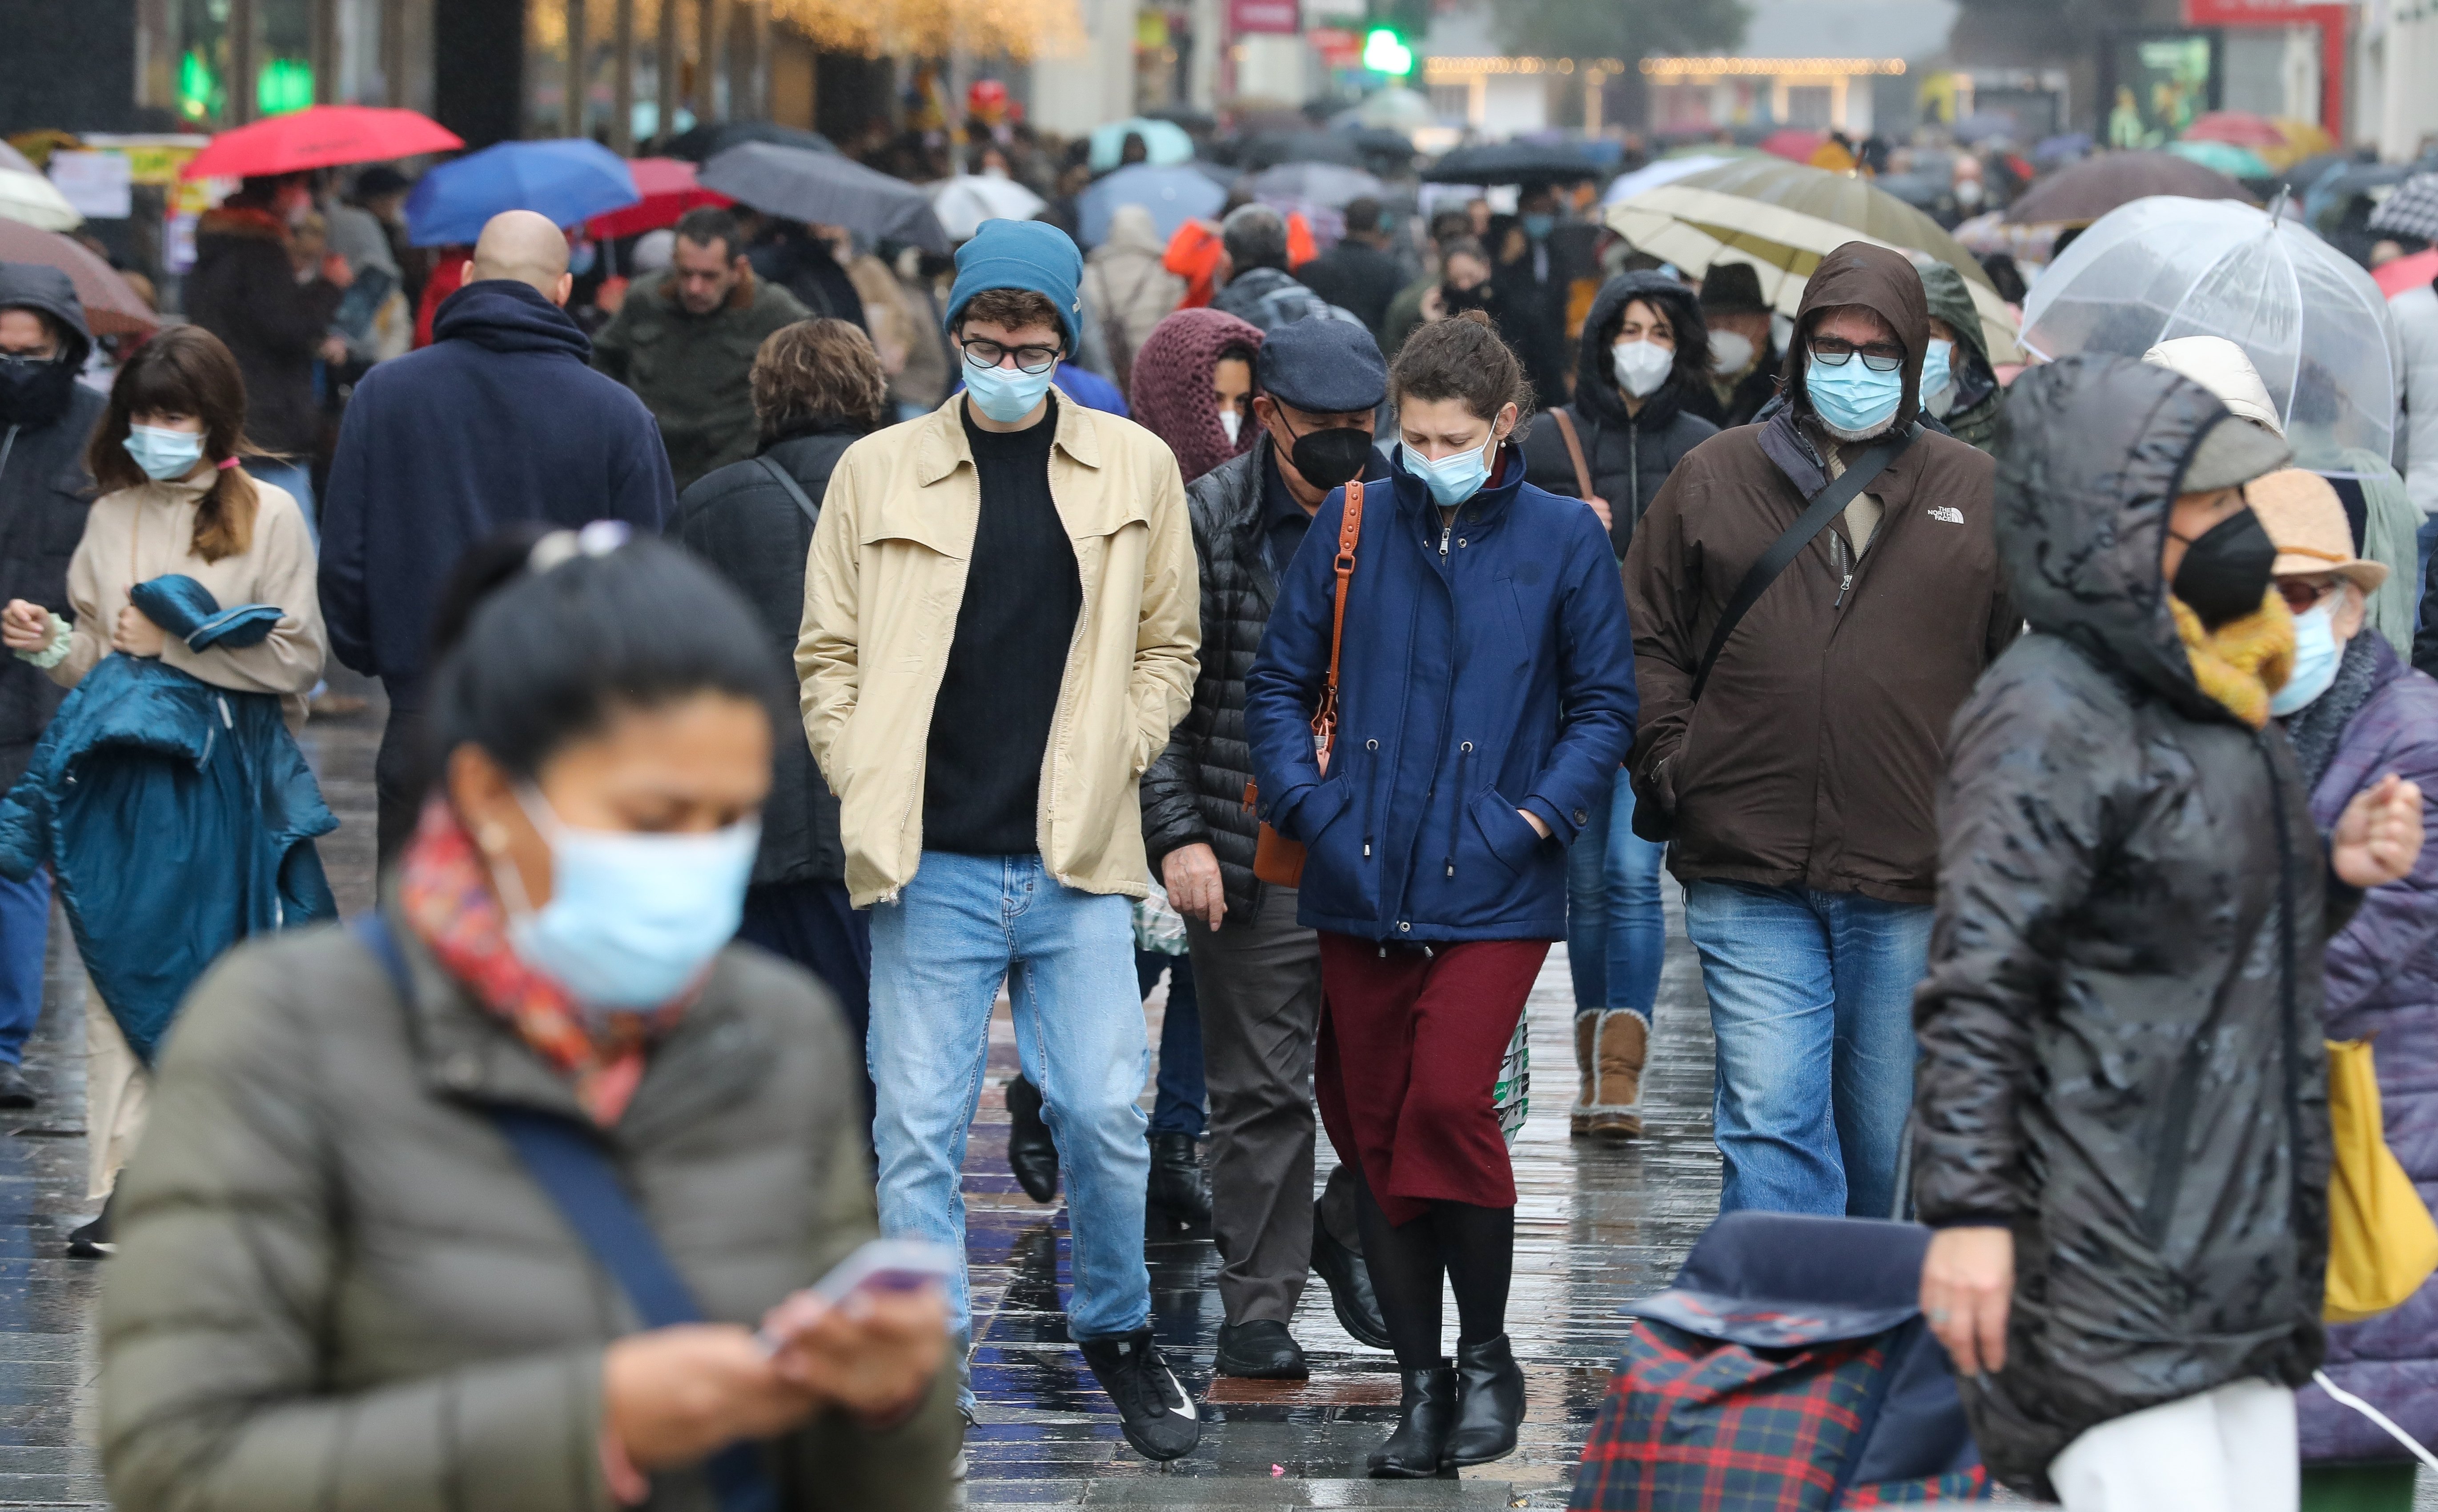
[1681,881,1932,1220]
[1564,766,1667,1020]
[868,853,1152,1398]
[248,458,317,546]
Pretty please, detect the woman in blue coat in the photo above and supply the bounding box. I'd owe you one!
[1245,310,1636,1477]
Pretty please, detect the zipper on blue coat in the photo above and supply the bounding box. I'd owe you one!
[1445,741,1472,877]
[1361,738,1379,858]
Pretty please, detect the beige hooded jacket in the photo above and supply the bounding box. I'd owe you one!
[796,393,1200,906]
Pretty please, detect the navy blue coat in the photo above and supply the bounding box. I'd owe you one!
[319,280,674,695]
[1244,447,1636,942]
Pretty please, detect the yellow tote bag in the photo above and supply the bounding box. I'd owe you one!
[2323,1037,2438,1323]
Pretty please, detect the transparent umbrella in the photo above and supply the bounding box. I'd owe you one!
[2021,195,2402,471]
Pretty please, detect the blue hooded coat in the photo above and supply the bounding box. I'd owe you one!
[1244,446,1636,942]
[0,577,336,1062]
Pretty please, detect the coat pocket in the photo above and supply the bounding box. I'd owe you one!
[1467,788,1546,877]
[1295,778,1379,921]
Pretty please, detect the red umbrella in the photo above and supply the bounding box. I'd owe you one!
[0,220,158,337]
[2182,111,2286,148]
[181,105,462,181]
[1759,128,1825,164]
[585,157,731,240]
[2375,246,2438,299]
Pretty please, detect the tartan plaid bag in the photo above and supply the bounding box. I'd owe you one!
[1571,1211,1989,1511]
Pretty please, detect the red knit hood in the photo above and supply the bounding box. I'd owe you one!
[1129,307,1265,484]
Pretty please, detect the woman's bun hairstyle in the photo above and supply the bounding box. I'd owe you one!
[1392,309,1536,431]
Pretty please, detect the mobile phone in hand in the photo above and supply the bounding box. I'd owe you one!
[757,1239,956,1353]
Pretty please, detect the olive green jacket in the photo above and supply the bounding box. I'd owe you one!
[100,916,959,1512]
[594,266,810,490]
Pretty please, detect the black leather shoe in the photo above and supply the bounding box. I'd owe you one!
[1310,1200,1393,1350]
[1146,1132,1211,1224]
[1441,1334,1526,1468]
[0,1062,32,1109]
[1214,1319,1308,1380]
[1004,1075,1059,1204]
[1368,1366,1457,1477]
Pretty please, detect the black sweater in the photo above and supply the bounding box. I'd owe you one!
[924,397,1083,855]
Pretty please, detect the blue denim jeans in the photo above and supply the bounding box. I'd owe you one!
[868,853,1151,1392]
[1565,766,1667,1019]
[2416,514,2438,634]
[248,458,317,546]
[1137,951,1206,1137]
[0,867,48,1065]
[1681,881,1932,1219]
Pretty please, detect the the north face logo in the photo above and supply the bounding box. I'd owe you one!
[1927,506,1964,524]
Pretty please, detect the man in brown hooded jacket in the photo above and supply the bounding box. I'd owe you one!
[1623,241,2017,1220]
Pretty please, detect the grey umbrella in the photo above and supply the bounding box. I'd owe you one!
[1247,162,1384,209]
[699,141,952,253]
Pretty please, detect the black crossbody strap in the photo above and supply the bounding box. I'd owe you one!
[754,456,822,528]
[1687,425,1917,705]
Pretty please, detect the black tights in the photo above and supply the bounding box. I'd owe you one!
[1353,1170,1514,1372]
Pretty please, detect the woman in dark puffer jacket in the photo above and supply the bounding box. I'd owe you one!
[1910,355,2425,1510]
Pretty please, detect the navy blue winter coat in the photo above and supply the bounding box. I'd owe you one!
[1244,445,1636,942]
[319,279,674,695]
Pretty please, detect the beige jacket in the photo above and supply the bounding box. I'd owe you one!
[1081,205,1187,365]
[797,394,1199,906]
[55,471,326,730]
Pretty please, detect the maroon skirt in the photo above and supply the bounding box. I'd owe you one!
[1313,932,1550,1226]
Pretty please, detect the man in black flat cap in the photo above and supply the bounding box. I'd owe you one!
[1141,316,1394,1378]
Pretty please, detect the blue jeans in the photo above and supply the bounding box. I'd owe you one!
[249,458,317,546]
[868,853,1151,1391]
[0,867,47,1065]
[2416,515,2438,634]
[1137,951,1206,1138]
[1565,766,1667,1019]
[1681,881,1932,1219]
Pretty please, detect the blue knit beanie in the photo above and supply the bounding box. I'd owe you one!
[944,219,1085,352]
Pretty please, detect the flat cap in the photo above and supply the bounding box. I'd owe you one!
[1256,315,1386,416]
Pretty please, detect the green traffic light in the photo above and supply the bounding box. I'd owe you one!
[1362,26,1414,76]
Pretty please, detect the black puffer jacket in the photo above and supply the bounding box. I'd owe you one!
[0,265,104,790]
[675,422,869,888]
[1911,355,2335,1495]
[1141,433,1390,916]
[1520,273,1717,557]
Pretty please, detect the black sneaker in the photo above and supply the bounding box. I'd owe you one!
[1215,1318,1309,1380]
[0,1063,32,1109]
[66,1193,113,1259]
[1077,1329,1201,1461]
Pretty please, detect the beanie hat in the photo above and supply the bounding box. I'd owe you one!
[944,219,1085,352]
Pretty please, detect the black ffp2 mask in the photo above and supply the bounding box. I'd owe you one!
[1286,424,1373,491]
[0,352,76,430]
[2171,506,2277,630]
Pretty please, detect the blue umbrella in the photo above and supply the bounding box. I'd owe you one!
[1087,117,1197,173]
[1078,163,1224,248]
[405,139,639,247]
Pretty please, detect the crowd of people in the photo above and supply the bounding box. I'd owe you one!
[0,131,2436,1511]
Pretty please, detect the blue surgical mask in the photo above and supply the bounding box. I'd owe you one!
[1919,338,1953,402]
[501,789,761,1011]
[1402,438,1494,507]
[1521,213,1555,240]
[2270,602,2341,717]
[124,425,206,482]
[964,357,1056,424]
[1805,353,1906,435]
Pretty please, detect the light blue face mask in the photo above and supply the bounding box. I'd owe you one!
[1402,437,1494,507]
[2270,601,2341,717]
[964,355,1057,424]
[502,789,762,1011]
[1805,353,1906,434]
[1919,338,1953,402]
[124,425,207,482]
[1520,213,1555,240]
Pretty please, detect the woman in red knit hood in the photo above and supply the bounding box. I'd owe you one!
[1129,308,1265,484]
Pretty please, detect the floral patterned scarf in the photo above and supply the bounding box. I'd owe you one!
[397,798,686,1125]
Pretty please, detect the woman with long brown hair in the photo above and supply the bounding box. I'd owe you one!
[0,322,327,1257]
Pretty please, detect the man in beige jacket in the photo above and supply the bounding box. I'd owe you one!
[796,219,1201,1461]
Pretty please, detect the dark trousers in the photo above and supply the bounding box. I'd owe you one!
[373,693,425,878]
[739,879,875,1139]
[1136,950,1206,1137]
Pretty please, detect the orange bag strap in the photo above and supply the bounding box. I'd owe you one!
[1309,479,1363,756]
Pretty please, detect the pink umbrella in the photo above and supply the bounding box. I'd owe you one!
[2375,246,2438,299]
[585,158,732,241]
[182,105,462,180]
[1759,128,1825,164]
[2182,111,2286,148]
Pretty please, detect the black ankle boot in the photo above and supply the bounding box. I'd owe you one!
[1441,1334,1525,1468]
[1146,1132,1211,1224]
[1004,1076,1059,1204]
[1367,1366,1456,1478]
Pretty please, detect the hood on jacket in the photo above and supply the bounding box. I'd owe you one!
[1573,270,1710,429]
[1130,306,1265,484]
[1781,241,1930,434]
[1995,353,2260,726]
[195,205,289,249]
[1094,204,1166,259]
[1915,260,1989,373]
[431,278,593,361]
[0,261,92,370]
[2142,335,2285,437]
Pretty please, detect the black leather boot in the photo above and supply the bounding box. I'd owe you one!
[1441,1334,1526,1468]
[1004,1076,1059,1204]
[1146,1132,1211,1224]
[1309,1200,1392,1350]
[1367,1366,1457,1478]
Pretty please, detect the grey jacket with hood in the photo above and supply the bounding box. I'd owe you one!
[1520,271,1719,557]
[0,264,106,789]
[1912,355,2336,1494]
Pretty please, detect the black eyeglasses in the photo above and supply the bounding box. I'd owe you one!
[1809,337,1905,373]
[959,336,1061,375]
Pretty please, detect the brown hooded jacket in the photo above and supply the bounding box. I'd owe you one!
[1622,242,2017,904]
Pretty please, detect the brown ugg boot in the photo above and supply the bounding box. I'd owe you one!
[1570,1013,1597,1137]
[1587,1010,1648,1139]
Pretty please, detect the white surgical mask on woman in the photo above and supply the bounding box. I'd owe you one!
[1218,408,1242,444]
[1611,339,1674,398]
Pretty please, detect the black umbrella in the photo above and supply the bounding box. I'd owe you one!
[662,120,837,164]
[699,142,951,253]
[1336,125,1418,168]
[1421,140,1599,187]
[1240,131,1363,172]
